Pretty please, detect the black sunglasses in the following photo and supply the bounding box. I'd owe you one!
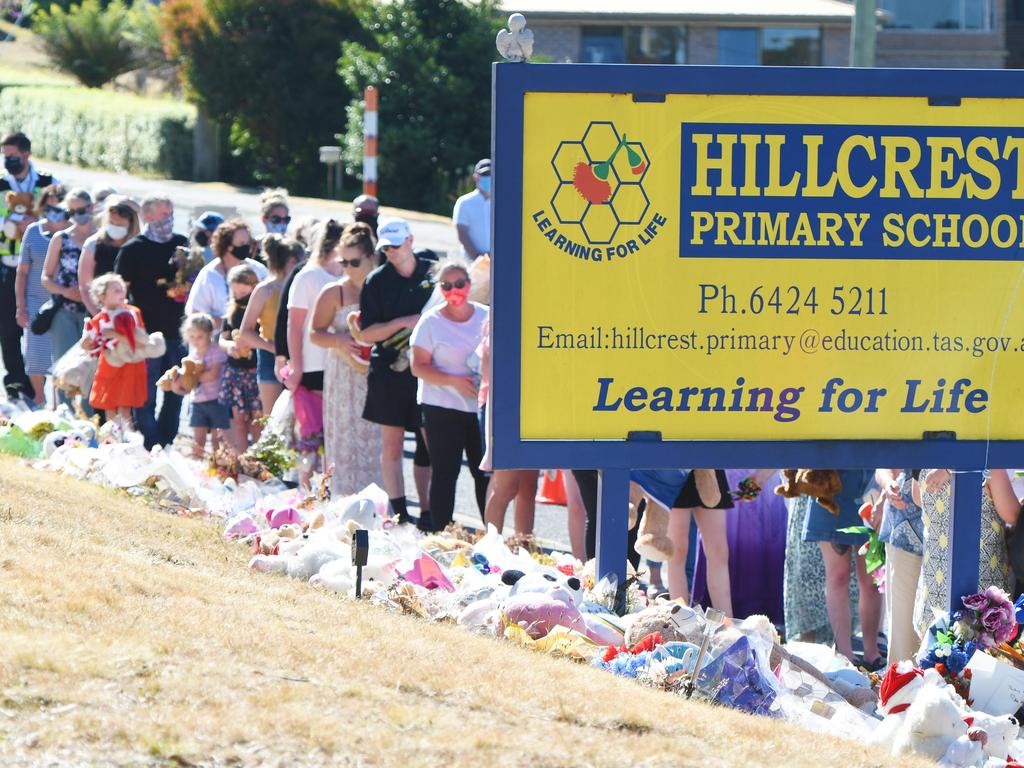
[340,257,362,268]
[68,207,90,217]
[440,279,468,291]
[268,215,291,224]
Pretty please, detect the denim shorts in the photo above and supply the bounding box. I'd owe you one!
[190,398,230,429]
[256,348,277,384]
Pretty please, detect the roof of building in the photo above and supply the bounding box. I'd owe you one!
[500,0,856,23]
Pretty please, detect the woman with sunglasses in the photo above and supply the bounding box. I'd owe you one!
[410,259,490,530]
[260,187,291,236]
[15,183,66,405]
[40,187,95,401]
[79,198,140,315]
[185,219,267,333]
[309,222,383,496]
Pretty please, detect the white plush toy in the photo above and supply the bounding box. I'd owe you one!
[893,682,982,765]
[249,530,347,580]
[966,712,1020,762]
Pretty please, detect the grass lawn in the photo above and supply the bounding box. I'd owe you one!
[0,458,925,767]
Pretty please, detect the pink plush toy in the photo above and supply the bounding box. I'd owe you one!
[266,507,302,529]
[502,588,588,640]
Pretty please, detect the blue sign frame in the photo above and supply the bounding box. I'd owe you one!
[491,62,1022,610]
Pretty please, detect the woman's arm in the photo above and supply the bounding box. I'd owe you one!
[359,314,420,344]
[78,240,99,314]
[411,345,477,399]
[238,282,275,353]
[41,232,66,298]
[285,307,307,390]
[14,262,30,328]
[309,284,350,351]
[985,469,1020,527]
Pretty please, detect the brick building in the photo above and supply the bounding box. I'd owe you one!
[502,0,1006,69]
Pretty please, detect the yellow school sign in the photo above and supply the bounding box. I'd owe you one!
[517,89,1024,442]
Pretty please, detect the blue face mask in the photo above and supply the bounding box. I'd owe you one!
[478,176,491,194]
[265,220,288,235]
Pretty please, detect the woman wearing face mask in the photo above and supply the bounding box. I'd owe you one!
[184,219,267,333]
[410,259,489,531]
[79,198,140,315]
[41,187,95,391]
[259,187,291,237]
[14,183,66,406]
[309,222,383,497]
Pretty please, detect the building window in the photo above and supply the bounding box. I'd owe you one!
[582,27,625,63]
[582,26,687,64]
[717,27,821,65]
[717,28,759,65]
[625,26,687,64]
[879,0,996,31]
[762,27,822,65]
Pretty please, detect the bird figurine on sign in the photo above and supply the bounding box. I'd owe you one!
[496,13,533,62]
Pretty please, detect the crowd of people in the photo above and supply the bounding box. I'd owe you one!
[2,130,1021,674]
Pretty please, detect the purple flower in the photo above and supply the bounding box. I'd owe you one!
[963,592,989,611]
[981,606,1007,631]
[978,630,997,650]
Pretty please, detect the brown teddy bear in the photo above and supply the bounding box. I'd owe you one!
[156,358,204,393]
[774,469,842,515]
[3,191,38,240]
[634,469,722,562]
[624,601,704,646]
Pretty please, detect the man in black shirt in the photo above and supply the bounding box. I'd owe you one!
[114,195,189,449]
[359,218,435,525]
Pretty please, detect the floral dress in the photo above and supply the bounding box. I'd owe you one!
[323,300,382,497]
[913,469,1013,636]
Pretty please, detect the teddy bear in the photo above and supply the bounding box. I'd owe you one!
[775,468,843,515]
[624,602,703,646]
[633,469,722,562]
[964,711,1019,761]
[891,681,985,764]
[156,358,204,392]
[3,191,38,240]
[102,328,167,367]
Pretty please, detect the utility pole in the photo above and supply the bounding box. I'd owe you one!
[851,0,877,67]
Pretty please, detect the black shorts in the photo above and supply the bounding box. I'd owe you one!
[363,366,421,431]
[673,469,734,510]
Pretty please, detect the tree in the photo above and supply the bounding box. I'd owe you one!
[338,0,500,214]
[162,0,364,191]
[32,0,139,88]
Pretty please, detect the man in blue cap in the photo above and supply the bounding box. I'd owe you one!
[192,210,224,264]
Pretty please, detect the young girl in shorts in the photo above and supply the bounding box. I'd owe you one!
[176,312,228,458]
[83,273,147,430]
[219,264,263,453]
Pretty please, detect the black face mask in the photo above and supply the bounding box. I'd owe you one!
[4,154,25,175]
[231,244,251,259]
[194,230,209,247]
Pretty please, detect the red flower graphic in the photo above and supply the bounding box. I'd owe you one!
[572,162,612,205]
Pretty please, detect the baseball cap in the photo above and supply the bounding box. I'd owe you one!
[376,217,411,247]
[474,158,491,176]
[196,210,224,231]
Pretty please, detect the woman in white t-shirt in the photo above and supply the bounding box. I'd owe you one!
[284,220,344,485]
[410,259,489,531]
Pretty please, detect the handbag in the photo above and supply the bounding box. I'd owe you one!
[30,296,63,335]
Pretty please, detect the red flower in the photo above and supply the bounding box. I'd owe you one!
[572,162,612,204]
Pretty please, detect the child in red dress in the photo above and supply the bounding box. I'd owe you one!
[83,274,147,429]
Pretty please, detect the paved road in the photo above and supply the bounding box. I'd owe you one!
[43,161,461,255]
[4,162,574,549]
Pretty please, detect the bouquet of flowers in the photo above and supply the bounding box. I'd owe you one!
[158,246,205,303]
[955,586,1018,651]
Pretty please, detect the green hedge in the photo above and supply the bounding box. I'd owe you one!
[0,86,196,179]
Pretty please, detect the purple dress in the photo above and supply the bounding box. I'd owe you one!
[690,469,787,624]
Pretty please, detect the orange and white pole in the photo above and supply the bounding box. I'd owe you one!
[363,86,378,198]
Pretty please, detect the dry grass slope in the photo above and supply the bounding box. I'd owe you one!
[0,458,927,767]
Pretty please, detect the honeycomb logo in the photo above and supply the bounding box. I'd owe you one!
[550,121,650,245]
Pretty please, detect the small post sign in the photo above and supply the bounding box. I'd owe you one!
[491,62,1024,611]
